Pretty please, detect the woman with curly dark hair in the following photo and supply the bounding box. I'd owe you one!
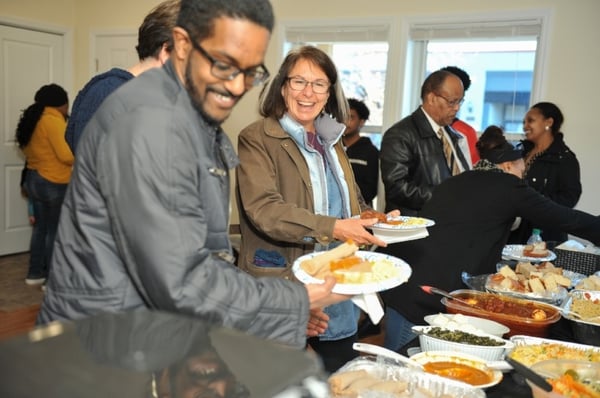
[16,83,73,285]
[509,101,581,244]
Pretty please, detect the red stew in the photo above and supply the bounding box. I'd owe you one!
[461,295,548,319]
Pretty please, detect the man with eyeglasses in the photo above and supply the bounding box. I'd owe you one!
[441,66,480,165]
[38,0,349,350]
[380,69,471,216]
[378,69,471,351]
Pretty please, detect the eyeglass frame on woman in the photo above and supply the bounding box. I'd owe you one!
[286,76,331,94]
[187,34,270,87]
[435,92,464,108]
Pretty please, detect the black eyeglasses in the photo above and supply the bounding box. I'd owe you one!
[189,37,270,87]
[435,93,464,108]
[286,76,331,94]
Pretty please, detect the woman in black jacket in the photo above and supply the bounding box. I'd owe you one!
[378,126,600,351]
[509,102,581,244]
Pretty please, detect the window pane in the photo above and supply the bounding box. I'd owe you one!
[425,39,537,134]
[332,43,388,127]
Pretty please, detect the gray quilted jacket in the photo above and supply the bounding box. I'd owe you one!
[37,60,310,348]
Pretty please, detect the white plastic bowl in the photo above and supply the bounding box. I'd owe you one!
[424,313,510,337]
[413,325,513,361]
[410,350,503,389]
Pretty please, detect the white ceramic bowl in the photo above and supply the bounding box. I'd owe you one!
[424,313,510,337]
[410,350,503,389]
[413,325,513,361]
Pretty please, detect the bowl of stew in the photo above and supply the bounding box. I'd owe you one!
[441,289,561,337]
[410,350,503,389]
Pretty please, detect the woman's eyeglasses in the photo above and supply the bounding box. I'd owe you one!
[286,76,330,94]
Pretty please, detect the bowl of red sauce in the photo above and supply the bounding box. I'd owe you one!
[441,289,561,337]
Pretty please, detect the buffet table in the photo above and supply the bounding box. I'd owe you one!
[398,317,579,398]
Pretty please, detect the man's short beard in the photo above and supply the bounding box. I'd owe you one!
[185,61,222,127]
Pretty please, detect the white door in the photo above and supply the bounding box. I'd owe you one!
[0,24,66,255]
[93,33,137,75]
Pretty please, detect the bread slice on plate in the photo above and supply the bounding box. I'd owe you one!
[523,242,549,258]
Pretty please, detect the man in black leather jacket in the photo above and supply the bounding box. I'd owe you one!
[380,70,470,214]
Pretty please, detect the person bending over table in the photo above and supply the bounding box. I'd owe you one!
[378,125,600,351]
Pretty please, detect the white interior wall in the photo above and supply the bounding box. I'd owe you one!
[1,0,598,225]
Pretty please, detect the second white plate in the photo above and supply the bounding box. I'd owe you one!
[292,250,412,295]
[502,244,557,262]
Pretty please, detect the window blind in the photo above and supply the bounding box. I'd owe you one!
[285,25,389,43]
[409,19,542,40]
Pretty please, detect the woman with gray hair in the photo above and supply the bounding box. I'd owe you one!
[236,45,395,372]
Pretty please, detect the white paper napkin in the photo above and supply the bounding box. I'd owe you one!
[352,293,384,324]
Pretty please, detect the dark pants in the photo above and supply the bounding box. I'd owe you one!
[23,169,67,279]
[307,334,358,374]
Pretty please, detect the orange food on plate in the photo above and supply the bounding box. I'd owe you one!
[548,373,600,398]
[360,209,387,223]
[360,209,406,225]
[330,255,363,271]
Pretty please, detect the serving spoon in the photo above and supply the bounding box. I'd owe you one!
[505,357,553,392]
[420,285,476,308]
[352,342,424,370]
[542,302,600,322]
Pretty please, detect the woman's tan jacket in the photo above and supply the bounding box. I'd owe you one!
[236,117,369,279]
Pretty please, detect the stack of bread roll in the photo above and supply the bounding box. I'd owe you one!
[489,262,571,294]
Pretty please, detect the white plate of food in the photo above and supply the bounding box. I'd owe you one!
[370,216,435,232]
[292,250,412,295]
[502,244,556,262]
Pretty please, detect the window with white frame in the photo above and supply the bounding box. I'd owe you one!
[403,12,550,138]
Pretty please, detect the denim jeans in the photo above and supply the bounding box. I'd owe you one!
[23,169,68,278]
[383,307,416,352]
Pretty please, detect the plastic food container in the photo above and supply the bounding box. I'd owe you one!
[561,289,600,346]
[412,325,513,361]
[441,289,561,337]
[424,313,510,337]
[527,359,600,398]
[329,356,485,398]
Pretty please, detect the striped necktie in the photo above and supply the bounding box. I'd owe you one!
[440,128,460,176]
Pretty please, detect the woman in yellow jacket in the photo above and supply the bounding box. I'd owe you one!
[15,84,73,285]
